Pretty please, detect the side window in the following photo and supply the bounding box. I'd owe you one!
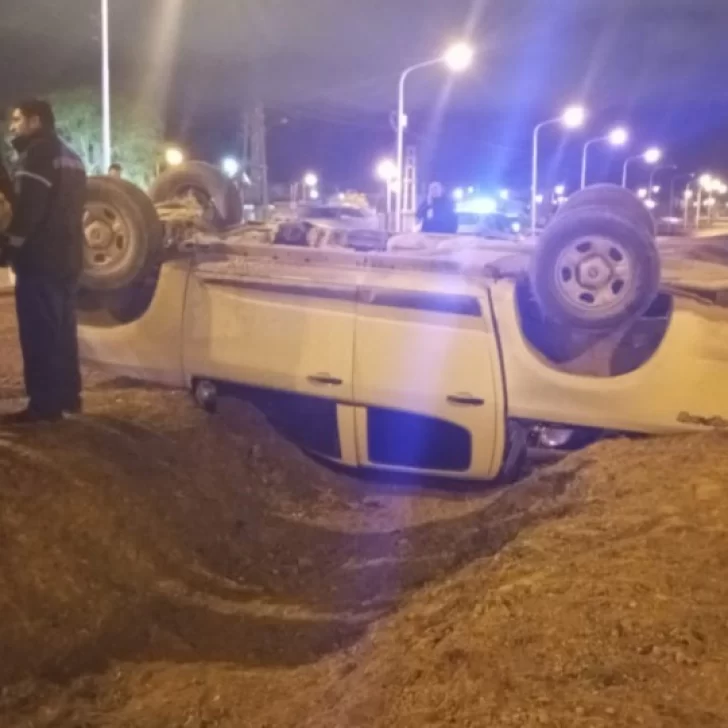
[244,388,342,460]
[366,407,472,472]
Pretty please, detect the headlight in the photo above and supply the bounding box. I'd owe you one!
[538,426,574,448]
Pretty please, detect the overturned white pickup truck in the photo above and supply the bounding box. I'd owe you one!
[76,163,728,482]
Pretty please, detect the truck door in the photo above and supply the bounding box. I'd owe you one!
[182,257,358,465]
[352,285,505,480]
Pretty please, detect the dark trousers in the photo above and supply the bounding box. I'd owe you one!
[14,273,82,416]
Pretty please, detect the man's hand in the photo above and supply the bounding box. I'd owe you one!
[0,190,13,267]
[0,238,10,268]
[0,190,12,235]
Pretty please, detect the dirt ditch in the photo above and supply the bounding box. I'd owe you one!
[1,294,728,727]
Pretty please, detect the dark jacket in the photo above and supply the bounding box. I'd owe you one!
[416,195,458,234]
[0,160,13,203]
[7,130,87,281]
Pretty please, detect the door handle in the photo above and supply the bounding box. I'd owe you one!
[447,393,485,406]
[307,373,343,386]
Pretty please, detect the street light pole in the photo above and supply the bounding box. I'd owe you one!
[622,156,637,188]
[395,60,438,233]
[581,137,606,190]
[683,186,693,229]
[101,0,112,172]
[581,127,628,189]
[669,173,694,216]
[394,43,474,232]
[648,164,676,204]
[696,185,704,229]
[532,118,558,235]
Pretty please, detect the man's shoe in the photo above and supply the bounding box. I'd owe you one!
[63,398,83,415]
[0,408,63,426]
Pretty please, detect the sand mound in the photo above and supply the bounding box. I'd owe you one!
[3,427,728,727]
[3,294,728,727]
[297,435,728,728]
[0,387,357,690]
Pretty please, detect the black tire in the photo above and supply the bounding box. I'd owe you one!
[530,207,660,331]
[149,161,242,228]
[554,184,656,239]
[115,177,165,246]
[82,176,164,292]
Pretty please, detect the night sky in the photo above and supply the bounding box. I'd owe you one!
[2,0,728,191]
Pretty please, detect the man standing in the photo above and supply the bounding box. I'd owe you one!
[415,181,459,234]
[0,99,86,424]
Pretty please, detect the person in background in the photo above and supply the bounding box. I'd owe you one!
[107,163,122,178]
[0,99,86,424]
[416,181,458,234]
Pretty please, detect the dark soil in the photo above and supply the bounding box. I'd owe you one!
[1,292,728,727]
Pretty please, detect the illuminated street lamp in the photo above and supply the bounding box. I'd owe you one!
[443,42,475,72]
[531,104,586,234]
[164,147,185,167]
[499,188,510,201]
[395,41,474,230]
[580,126,629,189]
[621,147,662,188]
[453,187,465,201]
[301,172,320,201]
[376,158,398,183]
[221,157,241,178]
[644,148,662,165]
[554,184,566,197]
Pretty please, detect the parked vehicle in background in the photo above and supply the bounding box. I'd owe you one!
[457,211,524,240]
[656,216,687,236]
[294,203,380,231]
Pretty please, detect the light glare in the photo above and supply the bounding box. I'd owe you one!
[221,157,240,178]
[643,148,662,164]
[375,158,397,182]
[165,147,185,166]
[443,42,474,72]
[562,105,586,129]
[608,127,629,146]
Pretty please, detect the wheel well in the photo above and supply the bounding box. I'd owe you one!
[77,264,161,327]
[514,276,672,377]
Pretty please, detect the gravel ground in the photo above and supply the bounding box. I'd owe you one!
[1,290,728,727]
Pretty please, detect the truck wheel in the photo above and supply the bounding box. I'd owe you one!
[531,207,660,331]
[555,184,655,238]
[117,177,165,245]
[192,379,218,414]
[149,161,242,228]
[82,177,164,292]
